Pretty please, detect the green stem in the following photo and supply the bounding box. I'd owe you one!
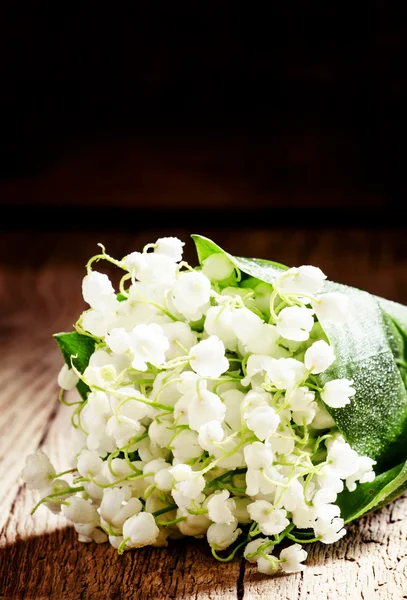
[89,471,152,489]
[156,516,186,526]
[152,504,178,518]
[211,540,247,563]
[118,536,130,555]
[52,468,77,478]
[31,486,85,514]
[286,532,321,544]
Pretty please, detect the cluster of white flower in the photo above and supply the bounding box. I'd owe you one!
[22,237,376,575]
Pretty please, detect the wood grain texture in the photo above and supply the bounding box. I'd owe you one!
[1,229,407,600]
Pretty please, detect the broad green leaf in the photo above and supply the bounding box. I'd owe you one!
[337,460,407,523]
[379,299,407,388]
[54,332,97,400]
[379,298,407,339]
[316,282,407,471]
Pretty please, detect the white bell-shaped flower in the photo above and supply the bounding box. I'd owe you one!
[99,486,133,523]
[345,456,376,491]
[57,364,79,390]
[63,496,99,526]
[279,544,307,573]
[245,406,280,441]
[76,449,103,478]
[106,414,145,448]
[198,420,224,453]
[312,292,349,324]
[169,463,193,482]
[122,512,160,548]
[154,467,174,492]
[176,371,200,394]
[114,498,145,529]
[312,488,340,522]
[241,389,271,414]
[154,237,184,262]
[171,271,211,321]
[313,516,346,544]
[188,387,226,432]
[41,478,73,515]
[124,251,177,283]
[130,323,169,371]
[246,464,287,497]
[82,271,116,311]
[75,523,108,544]
[171,429,203,461]
[148,419,174,448]
[280,479,306,512]
[288,387,317,425]
[244,442,274,469]
[22,449,56,491]
[244,537,271,563]
[106,328,131,354]
[231,308,263,347]
[80,391,111,434]
[247,323,283,356]
[276,306,315,342]
[316,465,344,495]
[207,521,241,550]
[143,457,169,484]
[149,372,181,407]
[82,309,118,338]
[267,426,296,456]
[291,504,317,529]
[88,349,129,372]
[241,354,274,387]
[326,437,359,479]
[257,555,280,575]
[266,358,307,390]
[189,336,229,378]
[204,305,238,351]
[177,509,211,537]
[104,459,136,484]
[247,500,289,535]
[304,341,335,374]
[321,378,355,408]
[170,465,206,501]
[275,265,326,296]
[162,322,197,360]
[113,388,150,421]
[206,490,236,524]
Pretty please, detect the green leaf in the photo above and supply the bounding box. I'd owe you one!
[316,282,407,471]
[54,332,97,400]
[191,235,288,284]
[379,298,407,387]
[337,460,407,523]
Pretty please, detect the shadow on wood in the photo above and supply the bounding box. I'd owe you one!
[0,528,242,600]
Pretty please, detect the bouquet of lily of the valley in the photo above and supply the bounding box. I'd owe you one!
[22,235,407,575]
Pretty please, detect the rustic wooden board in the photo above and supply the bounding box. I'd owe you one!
[1,230,407,600]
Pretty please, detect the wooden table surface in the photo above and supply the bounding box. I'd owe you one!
[1,228,407,600]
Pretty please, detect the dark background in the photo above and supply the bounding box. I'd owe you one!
[0,4,405,229]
